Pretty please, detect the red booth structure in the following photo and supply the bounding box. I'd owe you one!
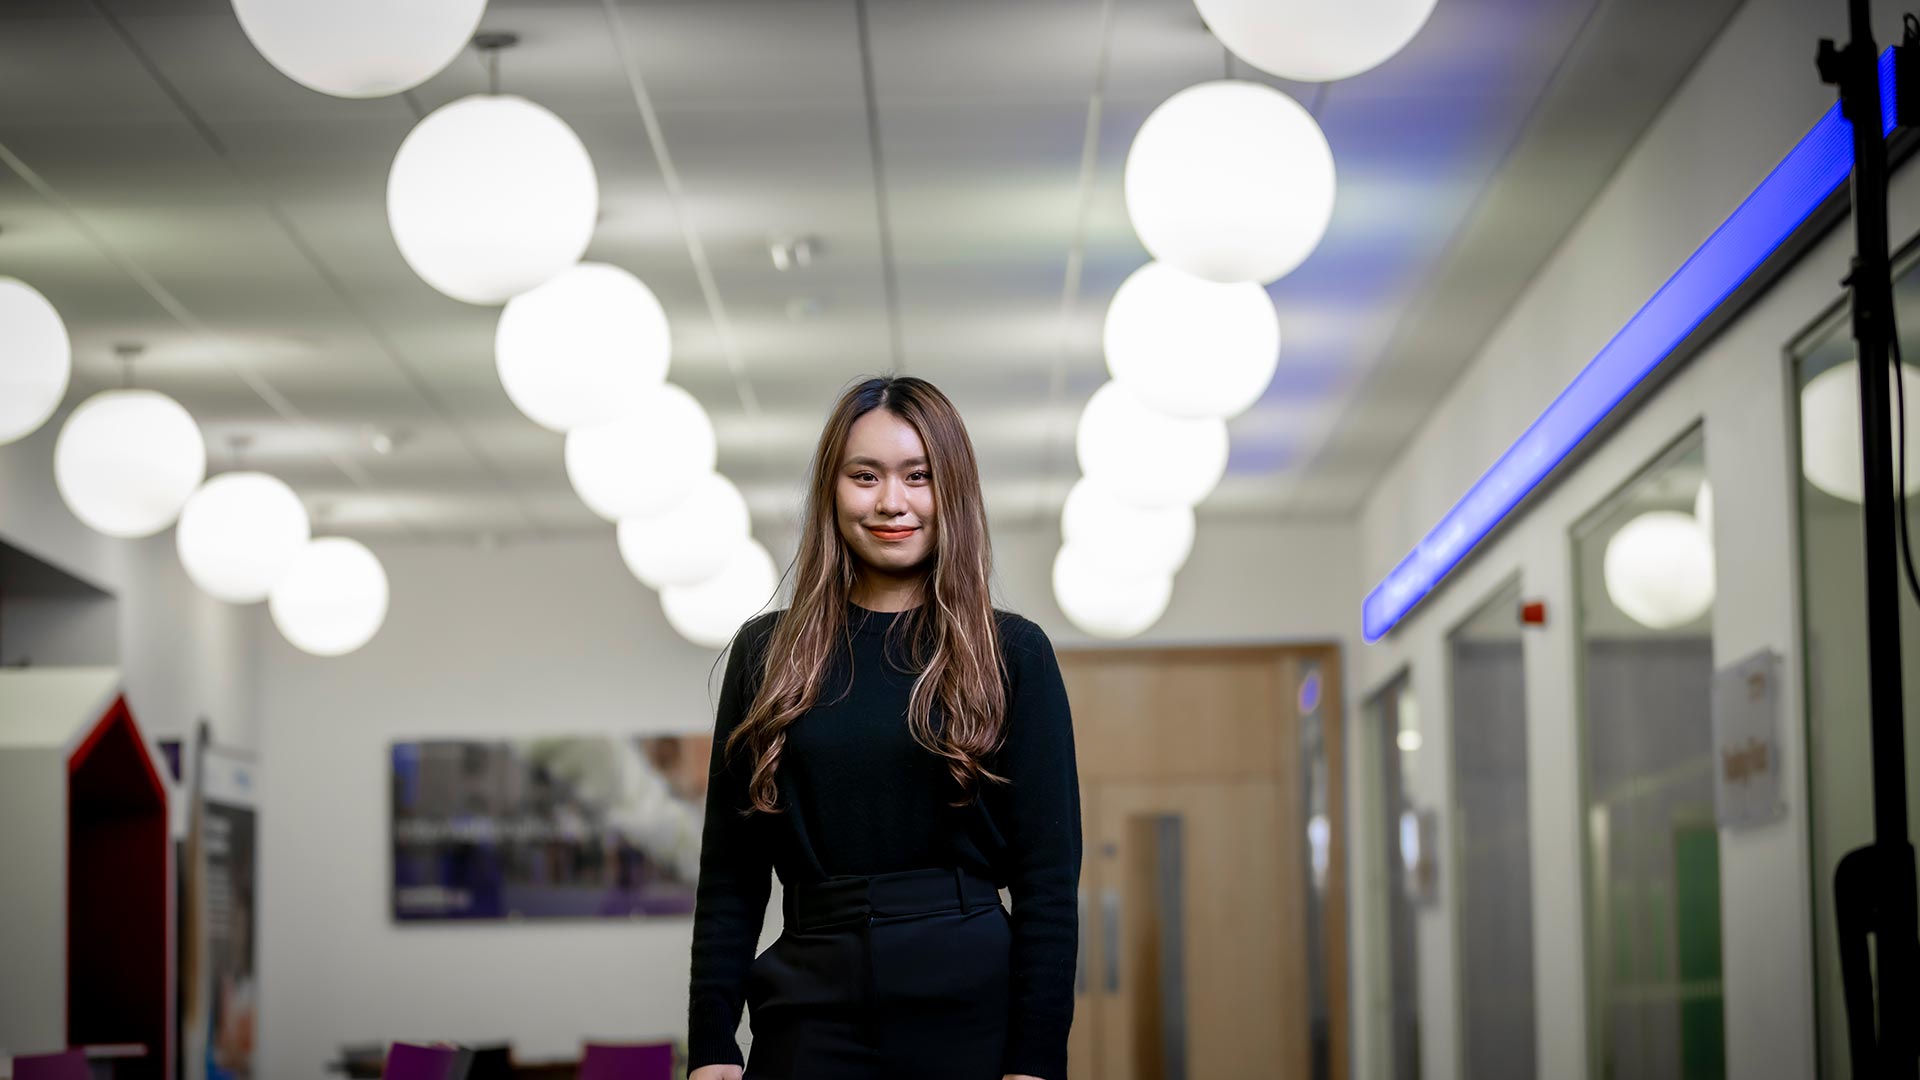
[0,668,173,1080]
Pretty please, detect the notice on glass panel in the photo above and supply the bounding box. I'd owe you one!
[1711,649,1786,830]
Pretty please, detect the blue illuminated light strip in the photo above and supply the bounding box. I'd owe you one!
[1362,49,1899,642]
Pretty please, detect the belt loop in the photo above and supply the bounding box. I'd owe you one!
[954,866,970,914]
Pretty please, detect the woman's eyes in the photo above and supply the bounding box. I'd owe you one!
[851,471,930,483]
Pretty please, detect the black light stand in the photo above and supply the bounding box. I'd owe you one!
[1819,3,1919,1075]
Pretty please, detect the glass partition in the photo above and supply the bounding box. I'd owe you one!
[1450,581,1536,1079]
[1792,247,1920,1080]
[1295,655,1336,1080]
[1572,430,1725,1080]
[1367,673,1422,1080]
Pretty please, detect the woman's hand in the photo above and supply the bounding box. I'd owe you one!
[1002,1075,1047,1080]
[688,1066,743,1080]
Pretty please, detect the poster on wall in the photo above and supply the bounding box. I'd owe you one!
[390,734,711,921]
[178,726,258,1080]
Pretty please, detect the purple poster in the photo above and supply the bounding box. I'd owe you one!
[391,734,711,921]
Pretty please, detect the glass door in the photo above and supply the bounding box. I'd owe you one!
[1367,673,1422,1080]
[1572,430,1725,1080]
[1791,244,1920,1079]
[1449,581,1537,1079]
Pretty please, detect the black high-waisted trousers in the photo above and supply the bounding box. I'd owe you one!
[743,865,1012,1080]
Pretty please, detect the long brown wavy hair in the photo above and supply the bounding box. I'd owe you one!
[725,375,1010,814]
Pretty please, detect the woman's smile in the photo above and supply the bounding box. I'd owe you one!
[866,525,918,541]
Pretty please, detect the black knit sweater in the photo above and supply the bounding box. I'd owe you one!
[685,601,1083,1080]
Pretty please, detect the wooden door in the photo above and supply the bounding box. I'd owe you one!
[1058,645,1345,1080]
[1089,780,1297,1079]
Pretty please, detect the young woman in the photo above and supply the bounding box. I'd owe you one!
[685,376,1082,1080]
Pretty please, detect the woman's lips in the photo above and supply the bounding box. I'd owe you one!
[868,526,917,541]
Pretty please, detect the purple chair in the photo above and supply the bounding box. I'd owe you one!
[381,1042,469,1080]
[12,1050,88,1080]
[578,1042,675,1080]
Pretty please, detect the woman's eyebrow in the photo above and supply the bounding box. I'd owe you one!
[844,456,929,468]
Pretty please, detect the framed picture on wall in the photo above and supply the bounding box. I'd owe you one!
[389,734,710,921]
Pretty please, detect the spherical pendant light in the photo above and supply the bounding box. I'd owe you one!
[1124,80,1335,285]
[1104,261,1280,419]
[176,472,312,604]
[617,473,751,589]
[1194,0,1439,83]
[496,262,672,433]
[1800,359,1920,503]
[1076,381,1229,509]
[566,383,716,522]
[660,538,777,649]
[388,94,598,305]
[232,0,487,98]
[1602,511,1715,630]
[0,277,71,446]
[1060,476,1195,577]
[1052,544,1173,639]
[54,390,207,538]
[269,537,390,657]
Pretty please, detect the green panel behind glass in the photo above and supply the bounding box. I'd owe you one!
[1674,824,1725,1080]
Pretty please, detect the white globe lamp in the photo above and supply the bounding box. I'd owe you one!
[1602,511,1715,630]
[1194,0,1438,82]
[232,0,487,98]
[1104,261,1280,419]
[177,472,312,603]
[1076,381,1229,509]
[566,383,716,521]
[617,473,752,589]
[54,390,207,538]
[496,262,672,432]
[1800,360,1920,503]
[0,277,71,446]
[388,94,598,305]
[1124,80,1335,285]
[269,537,390,657]
[1053,544,1173,639]
[660,538,777,649]
[1060,476,1195,576]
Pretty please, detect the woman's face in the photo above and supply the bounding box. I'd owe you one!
[836,409,937,578]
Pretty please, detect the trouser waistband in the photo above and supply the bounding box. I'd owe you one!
[786,866,1001,931]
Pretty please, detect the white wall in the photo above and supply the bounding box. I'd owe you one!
[1348,0,1918,1077]
[253,536,732,1077]
[250,513,1359,1078]
[1002,515,1363,651]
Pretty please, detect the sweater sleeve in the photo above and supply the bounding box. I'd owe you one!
[986,617,1084,1080]
[685,614,777,1072]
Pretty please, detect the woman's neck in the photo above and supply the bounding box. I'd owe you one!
[850,572,925,612]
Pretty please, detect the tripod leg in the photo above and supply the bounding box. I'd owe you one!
[1835,845,1880,1070]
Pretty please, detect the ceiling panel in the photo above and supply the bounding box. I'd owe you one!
[0,0,1744,547]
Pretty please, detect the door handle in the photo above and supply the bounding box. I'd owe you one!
[1101,885,1121,993]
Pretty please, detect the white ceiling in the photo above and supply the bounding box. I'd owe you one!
[0,0,1743,544]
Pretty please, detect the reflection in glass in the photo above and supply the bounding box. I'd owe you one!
[1793,252,1920,1080]
[1369,674,1421,1080]
[1573,431,1726,1080]
[1298,659,1333,1080]
[1451,581,1537,1079]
